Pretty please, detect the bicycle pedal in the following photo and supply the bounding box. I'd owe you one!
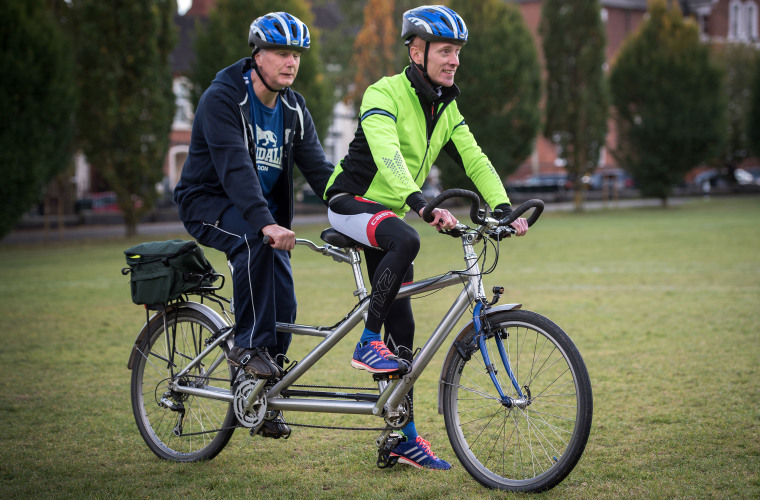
[376,432,403,469]
[372,371,403,381]
[377,452,399,469]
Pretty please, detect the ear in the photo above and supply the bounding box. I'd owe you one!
[254,49,264,66]
[409,43,423,65]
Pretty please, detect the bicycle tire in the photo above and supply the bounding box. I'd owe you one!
[441,309,592,492]
[131,307,237,461]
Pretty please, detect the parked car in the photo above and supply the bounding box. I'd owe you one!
[91,191,120,213]
[693,168,760,192]
[510,173,571,193]
[588,169,635,191]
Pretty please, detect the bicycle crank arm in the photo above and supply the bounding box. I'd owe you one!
[243,378,268,413]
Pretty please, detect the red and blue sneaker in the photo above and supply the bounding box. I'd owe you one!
[391,436,452,470]
[351,340,399,373]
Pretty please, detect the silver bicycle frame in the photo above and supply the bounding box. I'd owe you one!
[172,233,487,420]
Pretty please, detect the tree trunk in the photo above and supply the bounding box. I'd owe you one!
[123,207,138,237]
[573,186,585,212]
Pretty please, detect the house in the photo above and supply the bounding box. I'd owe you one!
[71,0,758,214]
[507,0,759,186]
[162,0,355,202]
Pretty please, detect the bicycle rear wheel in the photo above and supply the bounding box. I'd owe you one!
[441,309,592,492]
[131,307,237,461]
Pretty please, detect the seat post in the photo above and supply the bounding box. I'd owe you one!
[348,247,369,303]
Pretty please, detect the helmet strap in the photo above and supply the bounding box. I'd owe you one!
[423,41,430,73]
[407,39,431,79]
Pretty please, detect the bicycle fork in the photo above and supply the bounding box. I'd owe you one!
[473,300,529,409]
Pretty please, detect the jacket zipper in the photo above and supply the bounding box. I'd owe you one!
[414,101,447,184]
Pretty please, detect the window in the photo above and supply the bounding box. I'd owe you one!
[172,76,194,130]
[552,133,567,167]
[729,0,743,40]
[747,2,759,40]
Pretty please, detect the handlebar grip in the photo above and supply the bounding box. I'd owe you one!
[422,189,484,224]
[501,199,544,228]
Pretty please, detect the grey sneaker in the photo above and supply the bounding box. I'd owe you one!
[228,346,281,379]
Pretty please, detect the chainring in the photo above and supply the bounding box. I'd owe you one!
[233,376,267,429]
[383,394,412,429]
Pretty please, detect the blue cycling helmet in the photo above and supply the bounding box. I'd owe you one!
[401,5,468,45]
[248,12,310,53]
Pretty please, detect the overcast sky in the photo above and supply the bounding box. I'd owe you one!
[178,0,191,15]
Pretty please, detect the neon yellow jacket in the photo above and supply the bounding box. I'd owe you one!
[324,66,510,216]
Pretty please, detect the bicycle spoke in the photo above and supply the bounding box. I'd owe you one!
[442,310,592,491]
[131,308,236,461]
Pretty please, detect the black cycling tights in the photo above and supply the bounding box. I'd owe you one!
[327,195,420,351]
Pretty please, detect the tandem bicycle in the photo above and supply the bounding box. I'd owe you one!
[126,189,593,492]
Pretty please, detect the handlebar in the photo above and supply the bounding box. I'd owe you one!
[421,189,544,227]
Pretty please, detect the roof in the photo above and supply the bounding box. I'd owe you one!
[509,0,647,8]
[170,13,205,74]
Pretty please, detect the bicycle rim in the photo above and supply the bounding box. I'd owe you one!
[131,307,236,461]
[442,309,592,491]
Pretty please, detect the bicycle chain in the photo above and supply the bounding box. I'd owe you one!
[283,421,390,432]
[271,382,386,431]
[173,377,386,432]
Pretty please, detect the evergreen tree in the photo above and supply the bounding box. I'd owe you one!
[610,0,725,205]
[0,0,76,238]
[748,52,760,157]
[710,44,760,176]
[312,0,365,100]
[74,0,177,236]
[540,0,609,211]
[436,0,541,193]
[190,0,333,139]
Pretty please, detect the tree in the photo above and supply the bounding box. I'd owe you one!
[436,0,541,192]
[74,0,177,236]
[0,0,76,239]
[345,0,419,110]
[710,44,760,177]
[347,0,397,106]
[748,52,760,157]
[191,0,333,139]
[312,0,366,100]
[610,0,725,206]
[540,0,609,212]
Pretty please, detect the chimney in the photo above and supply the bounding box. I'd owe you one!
[187,0,214,18]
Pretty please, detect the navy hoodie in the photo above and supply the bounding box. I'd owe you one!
[173,58,333,236]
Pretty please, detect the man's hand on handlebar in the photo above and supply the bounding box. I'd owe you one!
[508,217,529,236]
[262,224,296,251]
[419,207,458,231]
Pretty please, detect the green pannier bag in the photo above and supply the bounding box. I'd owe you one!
[122,239,218,305]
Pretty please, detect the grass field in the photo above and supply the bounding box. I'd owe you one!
[0,196,758,499]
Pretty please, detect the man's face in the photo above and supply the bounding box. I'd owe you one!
[411,40,461,87]
[255,48,301,89]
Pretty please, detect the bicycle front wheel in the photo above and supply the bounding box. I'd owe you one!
[131,307,237,462]
[441,309,592,492]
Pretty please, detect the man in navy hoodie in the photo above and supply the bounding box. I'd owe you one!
[173,12,333,437]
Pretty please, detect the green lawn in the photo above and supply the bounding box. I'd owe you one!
[1,196,758,498]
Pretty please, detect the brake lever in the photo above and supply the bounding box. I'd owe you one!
[439,223,470,238]
[488,226,516,241]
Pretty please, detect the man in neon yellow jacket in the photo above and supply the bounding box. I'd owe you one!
[324,5,529,470]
